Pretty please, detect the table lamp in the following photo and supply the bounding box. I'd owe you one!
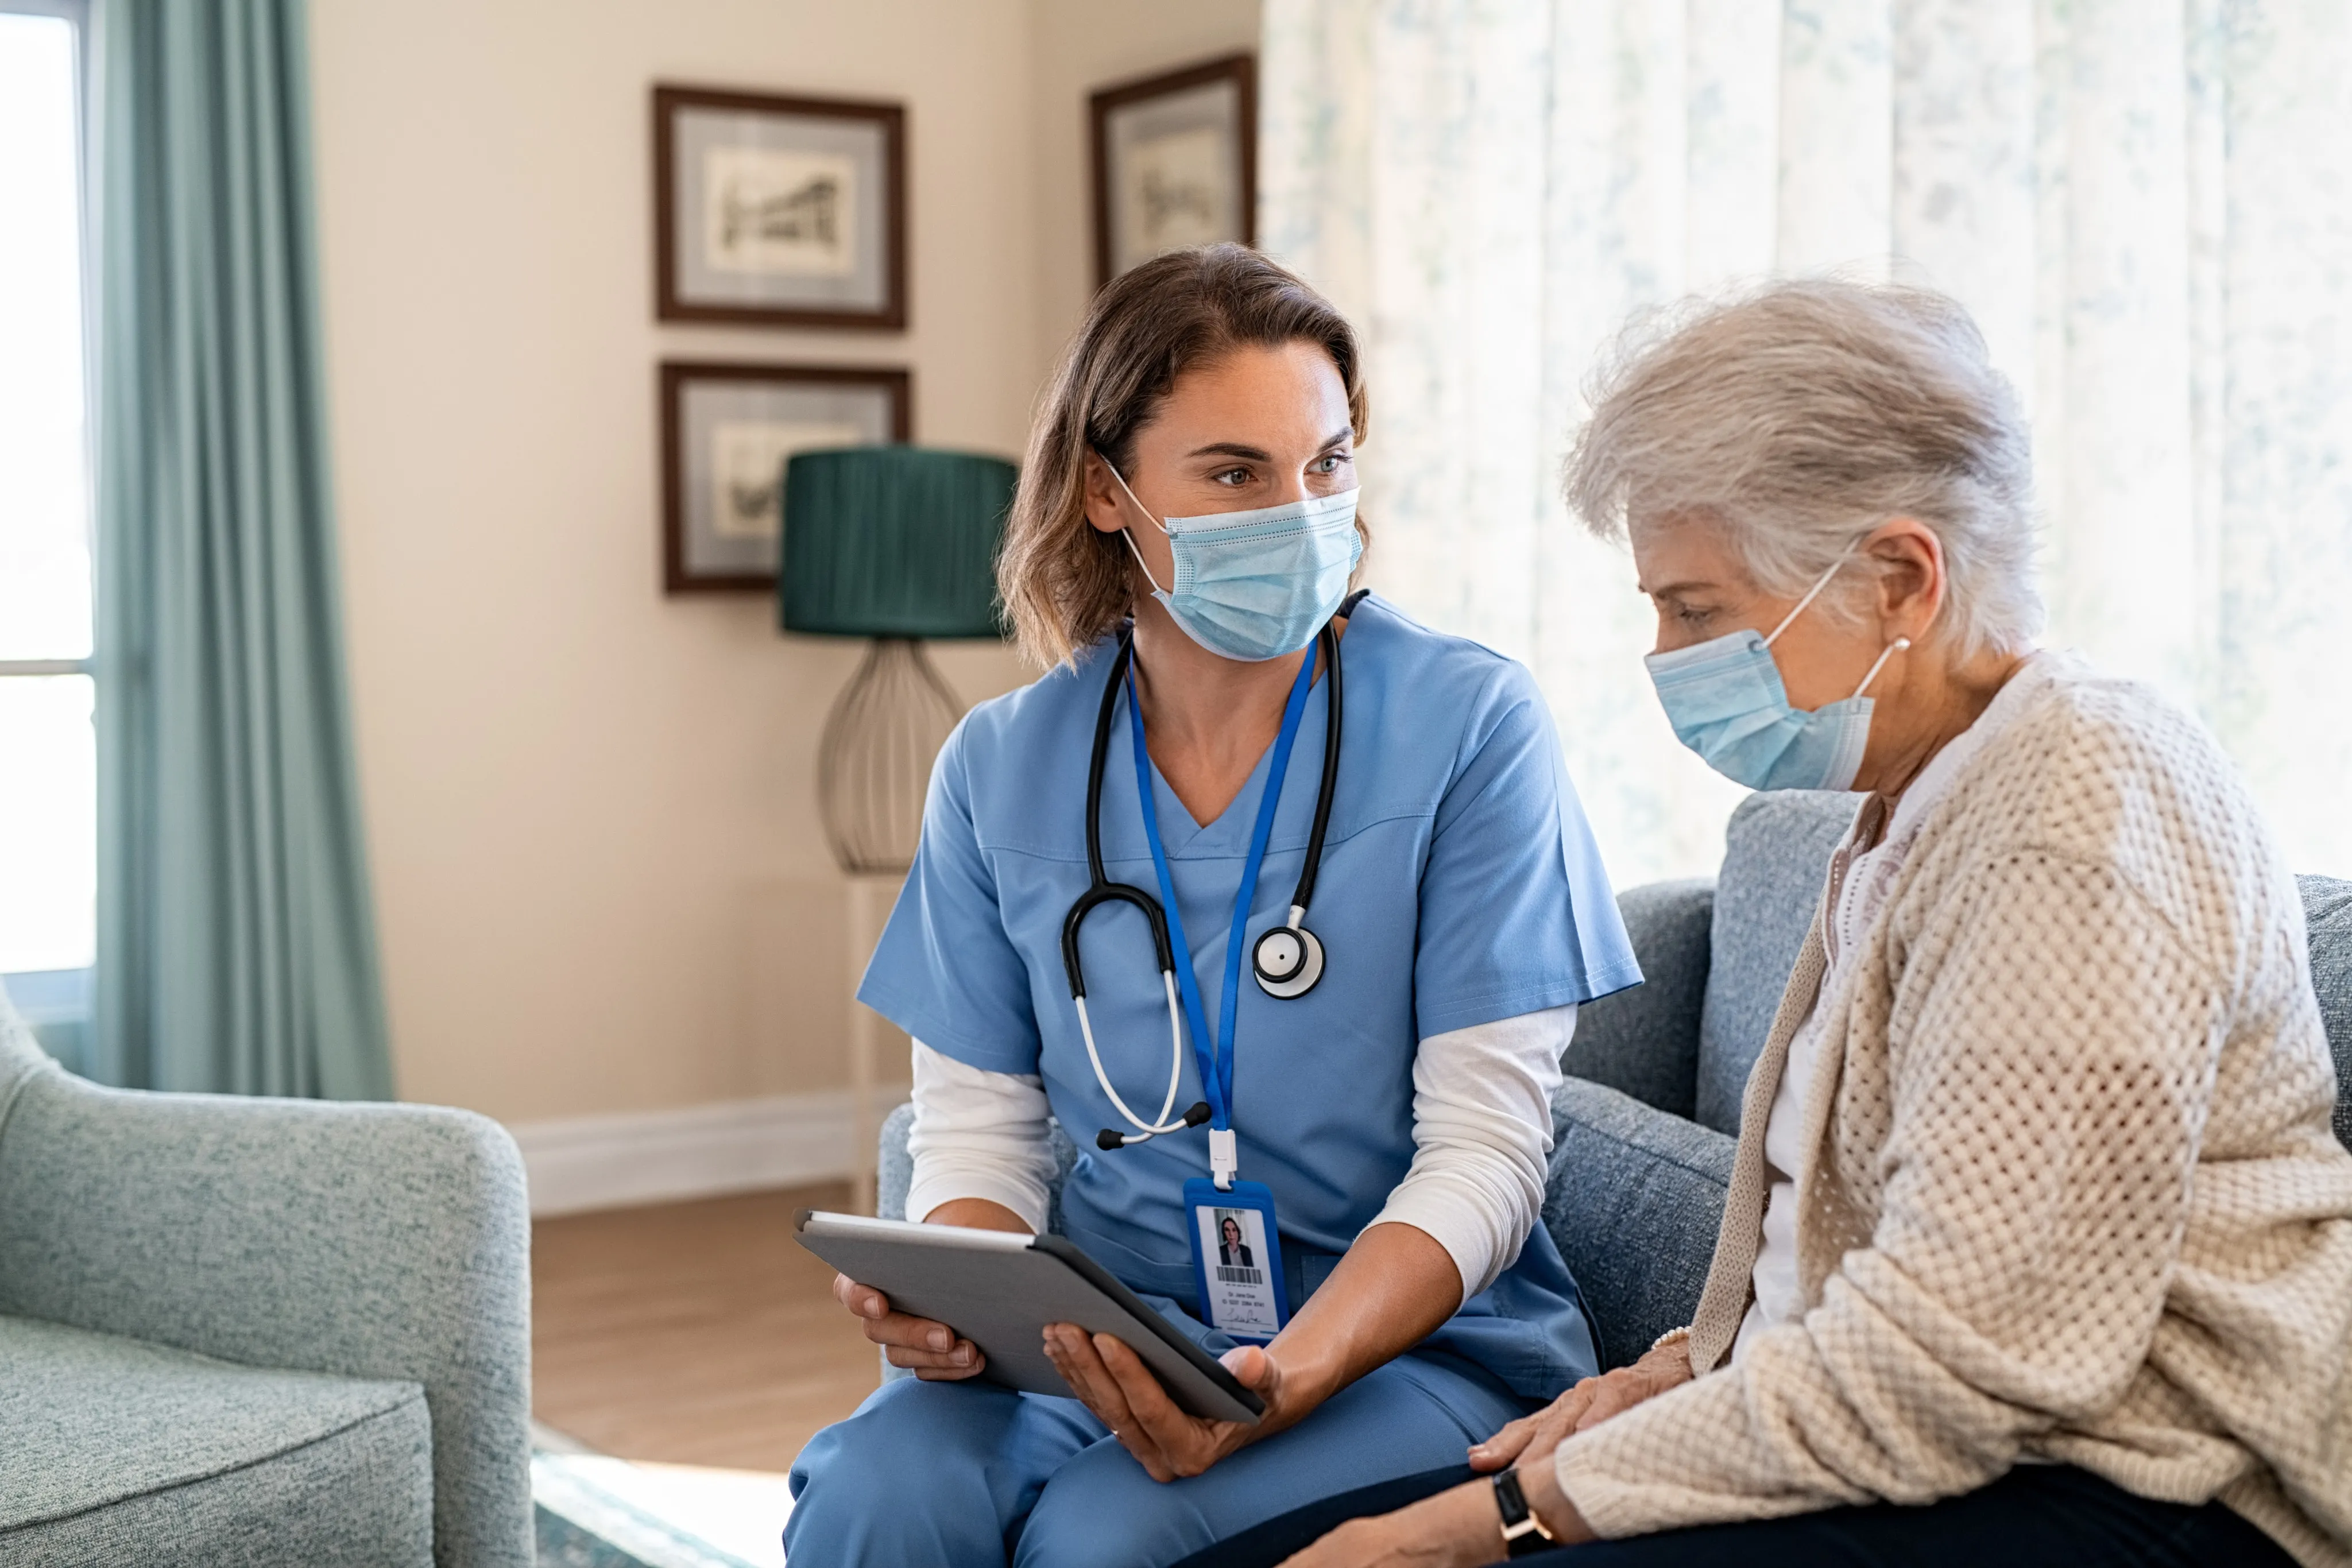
[779,446,1016,874]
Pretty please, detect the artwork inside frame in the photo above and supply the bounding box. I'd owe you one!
[1091,54,1256,287]
[659,361,912,594]
[653,84,908,329]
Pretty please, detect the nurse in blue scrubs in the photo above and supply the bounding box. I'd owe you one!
[785,244,1639,1567]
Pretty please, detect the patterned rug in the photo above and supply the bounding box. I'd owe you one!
[532,1424,792,1568]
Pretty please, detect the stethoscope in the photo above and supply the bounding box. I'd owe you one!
[1060,594,1359,1155]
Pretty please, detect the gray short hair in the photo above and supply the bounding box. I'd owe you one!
[1563,278,2042,656]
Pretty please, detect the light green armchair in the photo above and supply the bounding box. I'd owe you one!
[0,989,532,1566]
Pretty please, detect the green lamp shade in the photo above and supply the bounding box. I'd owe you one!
[779,446,1015,638]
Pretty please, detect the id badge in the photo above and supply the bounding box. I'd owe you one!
[1183,1177,1291,1342]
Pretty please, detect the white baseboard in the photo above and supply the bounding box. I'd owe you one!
[509,1089,909,1217]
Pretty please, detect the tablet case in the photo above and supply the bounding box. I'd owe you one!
[793,1210,1266,1424]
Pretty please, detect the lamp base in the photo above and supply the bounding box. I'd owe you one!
[818,637,965,876]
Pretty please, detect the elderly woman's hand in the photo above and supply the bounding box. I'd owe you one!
[1468,1337,1693,1473]
[1277,1462,1594,1567]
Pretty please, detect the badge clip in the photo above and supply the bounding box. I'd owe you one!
[1208,1126,1238,1191]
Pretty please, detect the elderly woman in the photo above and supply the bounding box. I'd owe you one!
[1246,280,2352,1567]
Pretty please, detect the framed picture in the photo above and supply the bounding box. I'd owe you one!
[1091,55,1256,287]
[653,85,908,329]
[659,361,912,594]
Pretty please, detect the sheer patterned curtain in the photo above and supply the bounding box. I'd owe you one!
[1261,0,2352,886]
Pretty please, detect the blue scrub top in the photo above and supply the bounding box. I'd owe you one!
[858,595,1641,1397]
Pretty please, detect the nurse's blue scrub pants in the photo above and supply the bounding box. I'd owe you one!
[784,1350,1532,1567]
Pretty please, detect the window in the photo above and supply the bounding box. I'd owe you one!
[0,1,94,1069]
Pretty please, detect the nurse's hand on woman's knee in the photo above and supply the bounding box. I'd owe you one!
[830,1272,986,1380]
[1042,1325,1287,1484]
[1468,1338,1693,1473]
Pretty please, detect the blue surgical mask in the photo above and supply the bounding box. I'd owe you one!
[1107,462,1363,663]
[1644,557,1912,793]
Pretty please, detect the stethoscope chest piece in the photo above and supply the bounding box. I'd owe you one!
[1252,920,1324,998]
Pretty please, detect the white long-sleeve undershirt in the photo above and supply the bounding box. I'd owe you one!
[904,1003,1573,1300]
[904,1044,1061,1235]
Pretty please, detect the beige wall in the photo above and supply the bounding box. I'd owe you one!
[311,0,1255,1127]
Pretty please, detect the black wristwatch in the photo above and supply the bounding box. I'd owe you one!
[1491,1468,1559,1558]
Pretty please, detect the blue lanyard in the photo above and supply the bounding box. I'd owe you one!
[1126,648,1318,1133]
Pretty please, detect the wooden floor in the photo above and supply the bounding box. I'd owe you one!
[531,1183,879,1472]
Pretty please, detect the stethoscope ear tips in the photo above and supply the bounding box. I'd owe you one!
[1252,923,1325,999]
[1098,1099,1213,1152]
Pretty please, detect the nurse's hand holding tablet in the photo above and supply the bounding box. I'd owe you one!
[786,245,1640,1568]
[830,1202,1004,1379]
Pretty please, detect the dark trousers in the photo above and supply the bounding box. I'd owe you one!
[1175,1462,2295,1568]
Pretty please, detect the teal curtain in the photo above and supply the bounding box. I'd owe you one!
[92,0,393,1098]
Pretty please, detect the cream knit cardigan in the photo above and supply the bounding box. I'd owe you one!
[1554,657,2352,1565]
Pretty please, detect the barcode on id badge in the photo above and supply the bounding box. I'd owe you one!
[1214,1265,1264,1285]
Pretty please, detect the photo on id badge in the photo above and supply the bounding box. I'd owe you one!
[1186,1184,1288,1341]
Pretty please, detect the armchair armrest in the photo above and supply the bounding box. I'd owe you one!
[878,1099,917,1221]
[1565,878,1715,1120]
[0,1046,531,1568]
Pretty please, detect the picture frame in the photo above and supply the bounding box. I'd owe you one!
[653,84,908,330]
[659,361,912,595]
[1090,55,1256,287]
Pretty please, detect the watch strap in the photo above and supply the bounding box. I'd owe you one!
[1491,1468,1558,1558]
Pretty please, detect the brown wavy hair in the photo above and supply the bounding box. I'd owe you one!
[997,243,1370,668]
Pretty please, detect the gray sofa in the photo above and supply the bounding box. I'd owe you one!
[0,993,534,1566]
[881,791,2352,1374]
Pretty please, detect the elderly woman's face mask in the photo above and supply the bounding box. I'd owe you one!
[1643,557,1911,792]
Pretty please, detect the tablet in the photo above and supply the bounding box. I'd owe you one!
[794,1210,1264,1425]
